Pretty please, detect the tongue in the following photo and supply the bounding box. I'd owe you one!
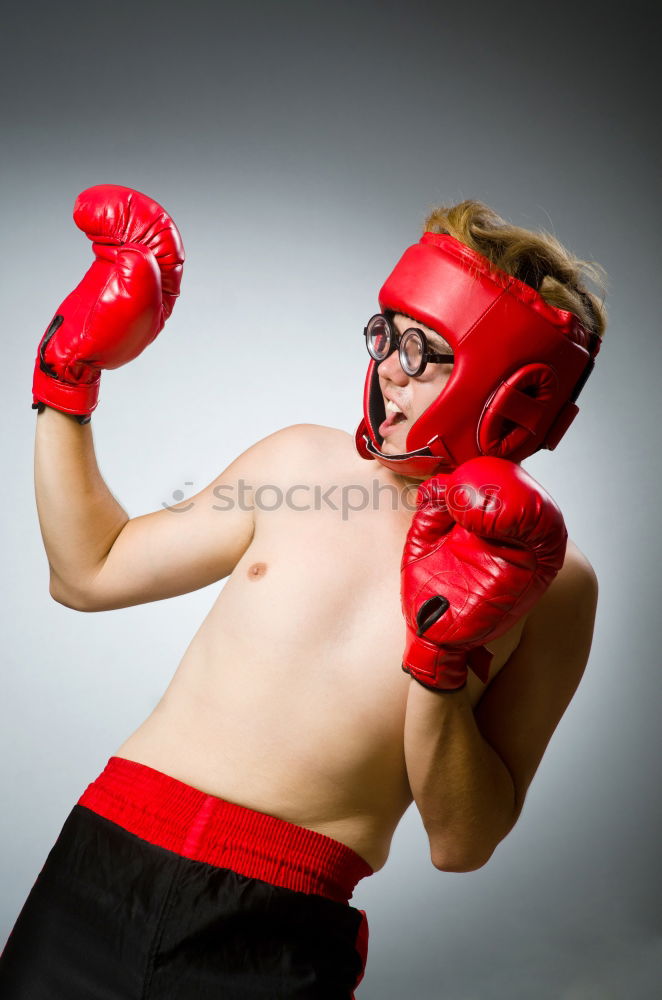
[378,410,406,435]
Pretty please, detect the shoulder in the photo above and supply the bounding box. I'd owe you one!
[267,423,354,451]
[232,424,359,484]
[534,538,598,621]
[255,423,355,464]
[522,537,599,672]
[472,538,599,816]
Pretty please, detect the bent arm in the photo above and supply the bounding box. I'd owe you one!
[404,682,517,871]
[35,406,129,605]
[403,546,599,871]
[37,417,312,612]
[37,406,258,611]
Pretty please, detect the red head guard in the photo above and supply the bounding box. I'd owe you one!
[355,232,600,477]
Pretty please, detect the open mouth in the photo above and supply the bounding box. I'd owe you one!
[379,399,407,437]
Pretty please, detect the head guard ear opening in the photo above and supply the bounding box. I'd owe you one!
[478,364,560,459]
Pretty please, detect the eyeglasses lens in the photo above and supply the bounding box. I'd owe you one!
[401,330,424,376]
[367,316,391,360]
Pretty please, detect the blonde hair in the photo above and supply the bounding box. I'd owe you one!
[423,200,607,339]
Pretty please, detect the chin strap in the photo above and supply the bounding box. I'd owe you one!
[355,422,454,478]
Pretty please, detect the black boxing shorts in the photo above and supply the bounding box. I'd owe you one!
[0,756,372,999]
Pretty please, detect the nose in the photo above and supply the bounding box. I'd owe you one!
[377,348,409,385]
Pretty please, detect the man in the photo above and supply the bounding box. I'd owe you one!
[0,186,605,998]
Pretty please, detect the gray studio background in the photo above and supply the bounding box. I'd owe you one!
[2,1,660,996]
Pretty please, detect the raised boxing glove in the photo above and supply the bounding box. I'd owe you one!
[32,184,185,422]
[401,456,568,691]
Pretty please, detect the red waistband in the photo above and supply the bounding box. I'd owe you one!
[78,757,373,904]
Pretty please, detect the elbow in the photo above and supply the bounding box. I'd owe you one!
[432,849,493,873]
[49,576,94,612]
[429,786,523,874]
[431,834,500,873]
[431,815,521,873]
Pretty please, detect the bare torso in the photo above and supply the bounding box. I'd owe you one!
[117,427,538,871]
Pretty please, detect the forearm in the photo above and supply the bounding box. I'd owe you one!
[34,406,128,599]
[403,680,517,871]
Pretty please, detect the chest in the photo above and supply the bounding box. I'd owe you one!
[223,497,404,638]
[213,496,524,706]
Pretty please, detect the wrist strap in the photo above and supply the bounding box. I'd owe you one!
[31,400,91,424]
[402,626,493,690]
[32,360,99,421]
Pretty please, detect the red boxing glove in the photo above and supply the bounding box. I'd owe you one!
[401,456,568,691]
[32,184,185,422]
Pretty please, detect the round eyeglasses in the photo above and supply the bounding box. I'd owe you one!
[364,313,454,377]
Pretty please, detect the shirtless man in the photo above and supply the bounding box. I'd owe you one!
[0,186,605,998]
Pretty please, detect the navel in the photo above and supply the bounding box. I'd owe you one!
[247,561,268,580]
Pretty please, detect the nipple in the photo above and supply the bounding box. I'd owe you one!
[247,562,267,580]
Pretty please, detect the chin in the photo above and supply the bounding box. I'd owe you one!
[381,433,408,455]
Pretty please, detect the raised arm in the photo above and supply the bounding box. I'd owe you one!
[31,183,188,610]
[32,185,305,614]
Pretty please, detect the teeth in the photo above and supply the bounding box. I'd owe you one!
[385,400,403,415]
